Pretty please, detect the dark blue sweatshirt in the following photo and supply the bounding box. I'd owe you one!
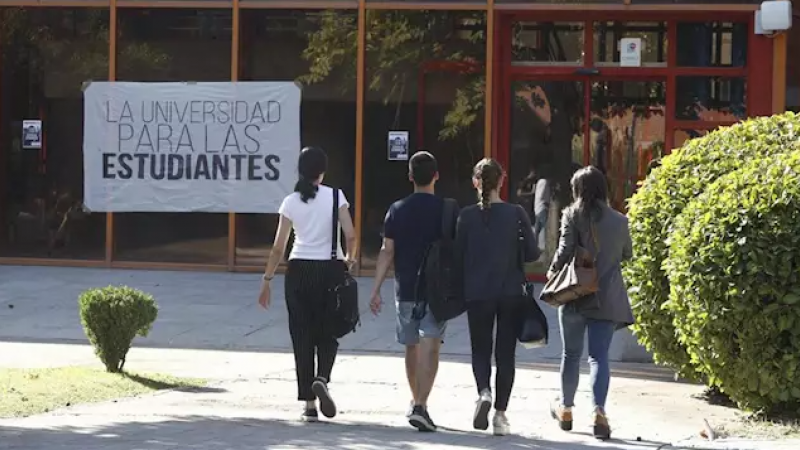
[455,202,539,302]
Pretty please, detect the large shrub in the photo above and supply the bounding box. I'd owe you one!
[625,112,800,379]
[79,286,158,373]
[665,151,800,413]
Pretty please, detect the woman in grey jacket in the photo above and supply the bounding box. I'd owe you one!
[547,166,634,441]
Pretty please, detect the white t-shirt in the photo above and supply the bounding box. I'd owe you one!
[278,185,349,261]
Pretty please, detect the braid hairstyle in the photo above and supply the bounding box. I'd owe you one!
[473,158,504,221]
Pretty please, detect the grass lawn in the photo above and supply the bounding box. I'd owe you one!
[0,366,207,418]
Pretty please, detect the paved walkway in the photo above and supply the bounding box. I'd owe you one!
[1,344,786,450]
[0,266,797,450]
[0,266,647,361]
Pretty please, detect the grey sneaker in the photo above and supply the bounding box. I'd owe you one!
[493,413,510,436]
[473,389,492,431]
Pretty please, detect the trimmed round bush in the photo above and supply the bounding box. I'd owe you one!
[625,112,800,379]
[79,286,158,373]
[665,151,800,413]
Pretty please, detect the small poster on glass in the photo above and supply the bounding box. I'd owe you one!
[388,131,409,161]
[22,120,42,150]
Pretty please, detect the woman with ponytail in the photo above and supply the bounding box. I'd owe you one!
[455,158,538,436]
[258,146,357,423]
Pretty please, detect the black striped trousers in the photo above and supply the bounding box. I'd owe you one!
[284,259,341,401]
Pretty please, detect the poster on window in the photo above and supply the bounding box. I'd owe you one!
[82,81,301,213]
[388,131,409,161]
[22,120,42,150]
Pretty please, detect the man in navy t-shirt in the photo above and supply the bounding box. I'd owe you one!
[369,151,456,432]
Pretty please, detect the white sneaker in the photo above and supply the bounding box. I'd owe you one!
[493,413,511,436]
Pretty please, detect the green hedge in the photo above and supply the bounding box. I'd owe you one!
[625,112,800,379]
[79,286,158,373]
[665,151,800,412]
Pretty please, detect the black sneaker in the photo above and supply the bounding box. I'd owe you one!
[311,379,337,419]
[301,408,319,422]
[408,405,437,432]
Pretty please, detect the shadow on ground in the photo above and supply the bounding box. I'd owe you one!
[0,337,680,385]
[120,372,226,394]
[0,415,677,450]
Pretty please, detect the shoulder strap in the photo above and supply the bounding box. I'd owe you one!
[331,188,339,260]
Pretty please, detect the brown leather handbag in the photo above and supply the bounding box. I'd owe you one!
[540,221,600,307]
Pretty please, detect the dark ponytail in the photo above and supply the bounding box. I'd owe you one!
[295,146,328,203]
[473,158,504,222]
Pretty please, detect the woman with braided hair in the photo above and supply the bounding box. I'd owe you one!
[455,158,539,436]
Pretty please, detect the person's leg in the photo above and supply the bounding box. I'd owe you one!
[415,304,446,407]
[396,301,421,407]
[491,298,524,436]
[407,303,446,432]
[586,319,615,410]
[284,261,318,420]
[467,301,496,431]
[311,261,340,419]
[493,299,523,412]
[587,318,616,439]
[552,305,586,431]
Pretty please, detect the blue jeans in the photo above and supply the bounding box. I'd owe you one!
[559,305,616,410]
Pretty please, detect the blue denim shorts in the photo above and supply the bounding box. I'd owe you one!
[395,300,447,346]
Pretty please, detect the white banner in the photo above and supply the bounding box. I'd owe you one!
[83,81,301,213]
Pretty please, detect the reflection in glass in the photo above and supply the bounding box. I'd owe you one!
[676,76,746,122]
[676,22,747,67]
[0,8,109,259]
[361,10,486,270]
[594,22,667,66]
[590,81,665,212]
[114,9,232,264]
[512,22,584,65]
[787,10,800,113]
[235,10,357,267]
[674,129,710,149]
[509,81,585,276]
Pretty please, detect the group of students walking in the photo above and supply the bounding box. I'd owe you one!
[257,147,634,441]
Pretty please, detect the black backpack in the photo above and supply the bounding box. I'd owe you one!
[413,198,464,322]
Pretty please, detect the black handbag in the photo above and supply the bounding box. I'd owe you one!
[328,188,360,338]
[519,281,549,349]
[516,221,549,348]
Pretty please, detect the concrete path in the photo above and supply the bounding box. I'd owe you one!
[0,343,786,450]
[0,266,647,361]
[0,266,796,450]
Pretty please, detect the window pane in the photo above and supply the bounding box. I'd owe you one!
[512,22,584,65]
[114,9,232,264]
[675,76,746,122]
[590,80,666,212]
[787,3,800,112]
[593,22,667,66]
[0,8,108,259]
[676,22,747,67]
[361,10,486,270]
[509,80,585,277]
[236,10,357,267]
[674,129,710,148]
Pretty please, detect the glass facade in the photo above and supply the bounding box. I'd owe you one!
[0,4,781,273]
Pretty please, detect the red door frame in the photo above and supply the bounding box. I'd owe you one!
[493,10,774,198]
[493,10,773,281]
